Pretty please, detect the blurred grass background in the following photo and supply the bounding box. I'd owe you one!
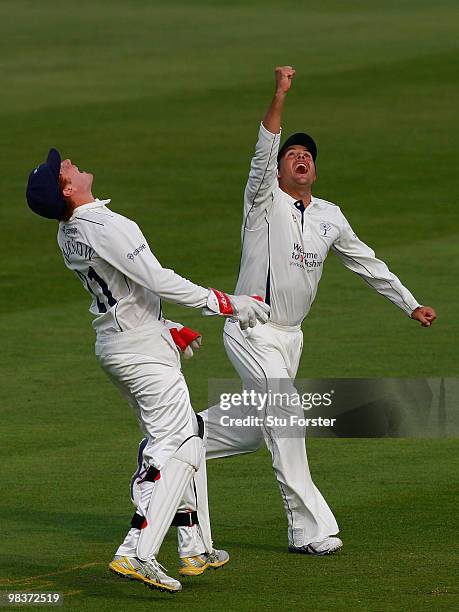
[1,1,458,610]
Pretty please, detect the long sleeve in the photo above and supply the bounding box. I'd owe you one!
[243,123,281,229]
[97,213,210,308]
[332,211,421,316]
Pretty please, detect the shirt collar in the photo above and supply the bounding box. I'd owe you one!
[280,189,315,211]
[69,198,111,220]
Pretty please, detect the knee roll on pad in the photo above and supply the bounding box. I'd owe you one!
[174,435,204,471]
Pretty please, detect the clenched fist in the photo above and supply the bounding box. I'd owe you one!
[411,306,437,327]
[275,66,296,94]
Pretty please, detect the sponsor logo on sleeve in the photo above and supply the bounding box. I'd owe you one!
[127,243,146,260]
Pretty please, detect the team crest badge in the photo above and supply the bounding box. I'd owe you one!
[320,222,332,236]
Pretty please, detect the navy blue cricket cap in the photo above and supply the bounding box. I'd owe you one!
[26,148,67,220]
[277,133,318,165]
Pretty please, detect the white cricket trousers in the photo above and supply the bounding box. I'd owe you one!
[95,322,198,470]
[201,319,339,547]
[95,322,202,558]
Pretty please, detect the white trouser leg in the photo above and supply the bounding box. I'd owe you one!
[202,399,264,460]
[199,326,265,459]
[200,320,339,546]
[176,524,205,559]
[116,479,155,557]
[96,325,203,560]
[116,528,142,557]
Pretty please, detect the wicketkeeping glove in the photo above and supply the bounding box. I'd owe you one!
[203,289,270,330]
[163,319,202,359]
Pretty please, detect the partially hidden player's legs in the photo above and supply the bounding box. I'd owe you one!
[131,436,213,558]
[97,346,203,590]
[130,438,209,558]
[174,327,266,563]
[132,434,230,576]
[135,434,202,561]
[202,321,339,548]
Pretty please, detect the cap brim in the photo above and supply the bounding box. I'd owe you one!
[46,148,61,180]
[278,133,317,163]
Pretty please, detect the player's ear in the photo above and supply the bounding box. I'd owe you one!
[62,183,73,198]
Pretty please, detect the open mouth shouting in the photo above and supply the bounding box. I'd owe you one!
[294,162,309,175]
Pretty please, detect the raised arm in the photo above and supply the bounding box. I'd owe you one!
[243,66,296,224]
[332,212,437,326]
[262,66,295,134]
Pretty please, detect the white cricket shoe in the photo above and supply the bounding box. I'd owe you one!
[109,555,182,593]
[288,536,343,556]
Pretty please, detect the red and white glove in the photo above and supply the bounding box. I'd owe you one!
[163,319,202,359]
[203,289,270,331]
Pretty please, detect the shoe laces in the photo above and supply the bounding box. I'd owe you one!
[205,549,219,563]
[139,558,168,579]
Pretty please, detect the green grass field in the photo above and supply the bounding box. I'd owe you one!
[1,1,458,610]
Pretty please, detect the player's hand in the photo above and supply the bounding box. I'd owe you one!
[411,306,437,327]
[275,66,296,94]
[164,319,202,359]
[229,294,270,330]
[203,289,270,330]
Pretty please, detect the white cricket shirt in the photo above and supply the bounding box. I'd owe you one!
[57,200,209,336]
[234,123,421,327]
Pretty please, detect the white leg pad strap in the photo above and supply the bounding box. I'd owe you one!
[136,436,203,560]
